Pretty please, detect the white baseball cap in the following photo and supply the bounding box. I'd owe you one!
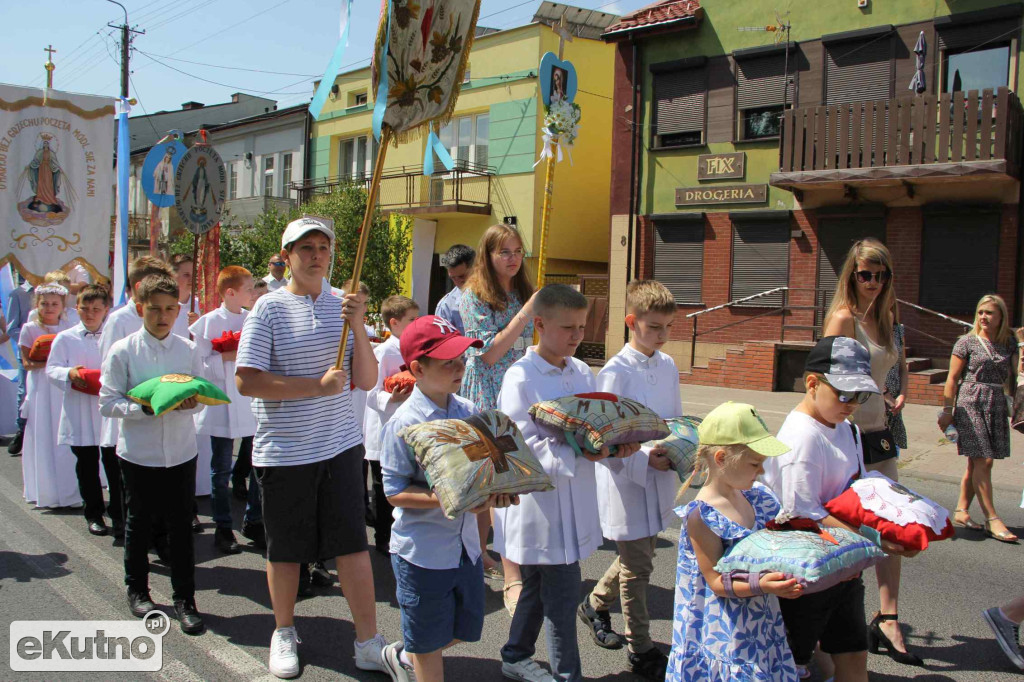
[281,216,335,250]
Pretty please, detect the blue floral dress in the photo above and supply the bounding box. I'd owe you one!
[667,485,798,682]
[458,288,533,411]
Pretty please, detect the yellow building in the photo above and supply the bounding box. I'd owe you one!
[304,11,616,311]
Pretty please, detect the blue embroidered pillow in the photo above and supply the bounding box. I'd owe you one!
[644,416,701,483]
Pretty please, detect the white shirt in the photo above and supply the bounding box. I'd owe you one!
[761,410,861,521]
[263,273,288,292]
[596,345,682,541]
[174,301,196,339]
[189,305,257,439]
[363,335,404,462]
[98,302,143,448]
[493,348,602,565]
[99,328,204,467]
[46,323,104,447]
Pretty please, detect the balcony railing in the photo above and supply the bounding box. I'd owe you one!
[108,214,154,244]
[292,161,493,215]
[771,87,1023,190]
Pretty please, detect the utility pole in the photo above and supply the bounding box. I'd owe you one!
[106,0,144,100]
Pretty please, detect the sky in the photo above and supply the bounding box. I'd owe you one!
[4,0,650,116]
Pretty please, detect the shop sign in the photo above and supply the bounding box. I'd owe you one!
[675,184,767,206]
[697,152,745,180]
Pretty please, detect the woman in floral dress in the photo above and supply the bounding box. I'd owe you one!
[939,294,1018,542]
[459,223,536,609]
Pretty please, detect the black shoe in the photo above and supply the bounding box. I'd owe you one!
[111,522,125,539]
[310,560,333,587]
[869,614,924,666]
[192,515,202,534]
[214,528,241,554]
[88,519,108,536]
[577,600,625,649]
[231,477,248,501]
[7,429,23,456]
[174,598,204,635]
[628,647,668,681]
[297,566,314,598]
[127,588,156,618]
[153,535,172,565]
[241,521,267,550]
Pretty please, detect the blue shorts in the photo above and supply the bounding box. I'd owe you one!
[391,550,484,654]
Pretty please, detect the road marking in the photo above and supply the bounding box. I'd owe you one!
[0,473,267,680]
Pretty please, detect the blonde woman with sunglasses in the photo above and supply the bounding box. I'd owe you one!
[823,238,921,667]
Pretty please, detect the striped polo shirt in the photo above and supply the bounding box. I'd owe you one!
[236,287,361,467]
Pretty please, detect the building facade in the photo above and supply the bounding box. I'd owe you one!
[603,0,1024,404]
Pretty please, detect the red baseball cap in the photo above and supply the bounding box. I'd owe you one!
[400,315,483,368]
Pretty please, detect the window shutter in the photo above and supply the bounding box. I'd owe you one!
[730,219,790,306]
[825,36,893,104]
[735,53,793,110]
[921,213,999,313]
[937,19,1019,51]
[654,219,704,304]
[654,69,706,135]
[816,217,886,328]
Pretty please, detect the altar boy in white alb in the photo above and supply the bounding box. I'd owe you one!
[582,280,681,681]
[494,284,640,682]
[47,284,123,538]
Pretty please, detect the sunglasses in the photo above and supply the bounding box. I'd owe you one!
[270,261,286,267]
[854,270,891,284]
[820,378,872,405]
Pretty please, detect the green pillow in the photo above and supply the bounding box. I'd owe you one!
[128,373,230,416]
[645,416,702,483]
[399,410,554,520]
[528,392,670,455]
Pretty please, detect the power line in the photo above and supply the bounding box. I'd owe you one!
[136,50,314,95]
[136,52,320,77]
[128,71,164,142]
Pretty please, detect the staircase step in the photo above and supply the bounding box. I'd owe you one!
[905,357,931,372]
[910,367,948,384]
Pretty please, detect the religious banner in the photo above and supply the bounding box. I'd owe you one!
[174,141,225,235]
[0,85,115,284]
[142,131,186,254]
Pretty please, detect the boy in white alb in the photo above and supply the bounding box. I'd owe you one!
[47,284,123,538]
[363,294,419,553]
[189,266,259,555]
[582,280,680,680]
[495,284,641,682]
[171,253,200,337]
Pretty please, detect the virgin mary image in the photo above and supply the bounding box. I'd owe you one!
[18,133,76,226]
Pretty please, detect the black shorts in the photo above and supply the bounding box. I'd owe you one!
[254,445,369,563]
[778,576,868,664]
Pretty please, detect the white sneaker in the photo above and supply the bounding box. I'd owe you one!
[502,658,555,682]
[268,626,301,679]
[354,633,390,672]
[381,641,417,682]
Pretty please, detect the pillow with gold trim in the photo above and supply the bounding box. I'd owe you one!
[28,334,57,362]
[399,409,554,520]
[528,392,670,455]
[127,373,230,416]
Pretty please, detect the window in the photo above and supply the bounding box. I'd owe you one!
[281,153,293,194]
[921,210,999,313]
[339,135,379,181]
[262,156,274,197]
[943,45,1010,93]
[354,92,368,106]
[734,48,795,141]
[652,62,707,148]
[437,114,489,169]
[824,32,893,105]
[654,218,704,304]
[730,217,790,306]
[228,163,238,200]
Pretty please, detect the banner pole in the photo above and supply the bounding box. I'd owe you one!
[535,152,557,288]
[190,233,199,314]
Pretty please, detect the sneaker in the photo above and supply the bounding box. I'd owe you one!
[577,600,625,649]
[268,626,301,679]
[501,658,555,682]
[7,429,23,456]
[381,641,417,682]
[310,560,333,587]
[174,598,205,635]
[983,607,1024,670]
[354,633,389,672]
[127,588,156,618]
[628,647,668,681]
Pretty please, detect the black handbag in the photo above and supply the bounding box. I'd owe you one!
[861,428,897,465]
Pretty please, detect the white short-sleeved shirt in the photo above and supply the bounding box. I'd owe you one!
[189,305,257,439]
[236,287,360,467]
[761,410,861,521]
[363,335,405,462]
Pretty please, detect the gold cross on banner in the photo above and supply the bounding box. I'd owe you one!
[553,14,574,60]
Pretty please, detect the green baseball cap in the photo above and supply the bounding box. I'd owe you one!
[697,402,791,457]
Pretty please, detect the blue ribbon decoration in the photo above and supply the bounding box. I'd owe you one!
[113,98,131,308]
[309,0,353,121]
[0,264,19,380]
[423,129,455,176]
[371,0,393,142]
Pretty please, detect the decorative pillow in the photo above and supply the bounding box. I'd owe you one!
[127,374,230,416]
[210,330,241,353]
[825,472,954,551]
[384,370,416,394]
[28,334,57,362]
[715,524,886,595]
[71,368,102,396]
[399,409,554,520]
[645,416,702,483]
[528,392,670,455]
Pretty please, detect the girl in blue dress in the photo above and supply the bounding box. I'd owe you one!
[667,402,801,682]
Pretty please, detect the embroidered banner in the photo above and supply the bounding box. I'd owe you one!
[0,85,115,285]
